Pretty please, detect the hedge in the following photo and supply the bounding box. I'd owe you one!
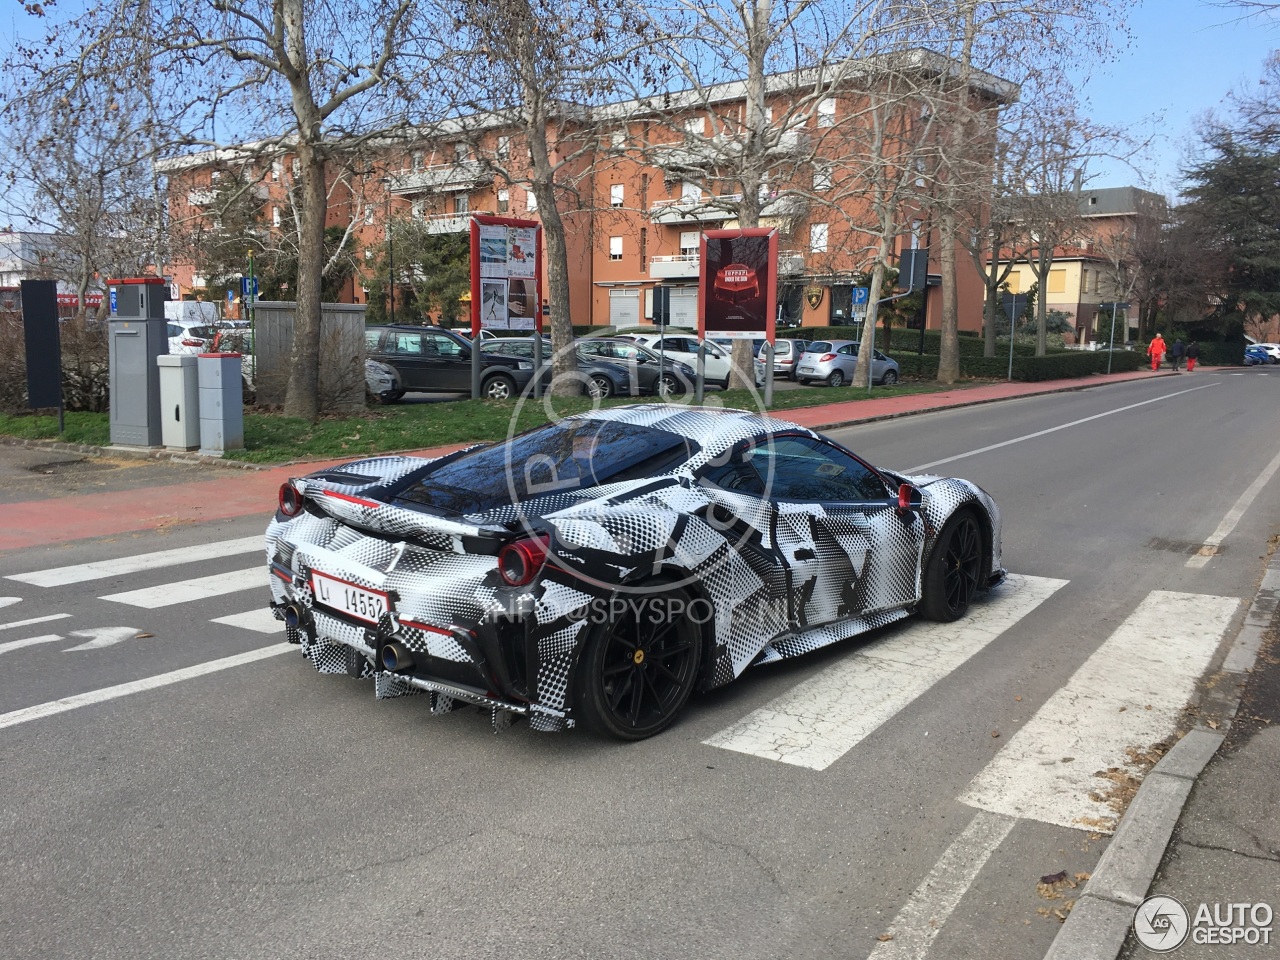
[884,348,1143,381]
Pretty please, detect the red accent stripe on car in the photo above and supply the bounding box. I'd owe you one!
[322,490,382,509]
[399,618,455,637]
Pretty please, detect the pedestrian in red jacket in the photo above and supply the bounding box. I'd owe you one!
[1147,333,1166,372]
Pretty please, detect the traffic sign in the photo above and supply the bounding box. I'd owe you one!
[240,276,259,298]
[851,287,869,305]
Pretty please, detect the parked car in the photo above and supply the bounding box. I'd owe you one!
[1253,343,1280,362]
[167,320,218,355]
[1244,344,1277,365]
[485,336,639,399]
[365,324,536,400]
[795,340,900,387]
[266,405,1004,738]
[574,337,696,397]
[620,333,765,388]
[768,338,811,379]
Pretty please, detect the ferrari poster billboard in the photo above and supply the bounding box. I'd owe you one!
[698,227,778,340]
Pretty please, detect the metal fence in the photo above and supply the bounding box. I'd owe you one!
[253,301,366,411]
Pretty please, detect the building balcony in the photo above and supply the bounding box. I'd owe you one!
[419,210,494,234]
[388,161,493,196]
[649,254,700,279]
[778,253,805,276]
[648,197,739,225]
[652,127,810,173]
[187,184,269,207]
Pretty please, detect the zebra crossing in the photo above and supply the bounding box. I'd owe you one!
[0,534,1243,838]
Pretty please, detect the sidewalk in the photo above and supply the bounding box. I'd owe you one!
[0,367,1168,551]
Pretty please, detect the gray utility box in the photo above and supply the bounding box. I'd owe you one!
[108,277,170,448]
[157,354,200,451]
[197,353,244,456]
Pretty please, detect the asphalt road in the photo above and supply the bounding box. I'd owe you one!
[0,368,1277,960]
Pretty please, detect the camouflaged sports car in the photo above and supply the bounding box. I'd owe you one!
[265,405,1005,739]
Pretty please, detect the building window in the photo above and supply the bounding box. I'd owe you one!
[291,158,300,177]
[817,98,836,127]
[640,227,647,267]
[640,173,649,208]
[765,105,773,125]
[810,223,828,253]
[685,116,705,137]
[497,188,509,214]
[526,189,538,212]
[412,200,425,220]
[272,206,280,227]
[454,195,469,215]
[611,130,627,151]
[910,220,923,250]
[1047,268,1067,294]
[365,249,374,260]
[364,204,374,224]
[813,163,832,192]
[610,183,624,207]
[1088,196,1098,206]
[609,236,623,261]
[210,170,221,182]
[271,160,282,182]
[681,180,700,202]
[497,136,510,161]
[412,151,424,172]
[680,231,699,257]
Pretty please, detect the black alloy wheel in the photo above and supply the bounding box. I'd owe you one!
[576,586,703,740]
[920,512,984,622]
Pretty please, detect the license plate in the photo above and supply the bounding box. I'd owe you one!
[310,571,389,624]
[798,366,814,374]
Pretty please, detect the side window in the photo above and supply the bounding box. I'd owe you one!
[578,340,602,357]
[837,343,856,356]
[700,451,766,496]
[393,333,423,355]
[432,334,465,359]
[167,323,182,338]
[365,329,384,351]
[746,436,888,502]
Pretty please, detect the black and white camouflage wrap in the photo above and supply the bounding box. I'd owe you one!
[266,405,1004,732]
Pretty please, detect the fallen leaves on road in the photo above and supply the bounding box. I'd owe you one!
[991,730,1000,738]
[876,934,893,942]
[134,632,154,639]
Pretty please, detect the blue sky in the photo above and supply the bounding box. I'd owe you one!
[1072,0,1278,197]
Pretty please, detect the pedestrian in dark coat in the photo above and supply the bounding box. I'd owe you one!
[1186,340,1200,372]
[1168,338,1185,372]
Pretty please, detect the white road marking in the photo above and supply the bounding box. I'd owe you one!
[0,634,65,656]
[906,383,1218,473]
[0,644,295,731]
[703,574,1068,770]
[7,536,263,588]
[869,811,1016,959]
[0,614,72,632]
[102,567,267,608]
[0,597,20,609]
[960,590,1239,833]
[62,627,144,652]
[211,608,282,634]
[1186,444,1280,568]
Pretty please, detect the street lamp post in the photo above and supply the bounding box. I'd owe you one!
[379,178,394,325]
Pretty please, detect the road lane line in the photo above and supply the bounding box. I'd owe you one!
[1186,444,1280,568]
[960,590,1239,833]
[211,608,283,634]
[7,536,263,587]
[101,567,267,608]
[0,634,65,656]
[906,383,1218,473]
[0,643,295,731]
[869,810,1016,959]
[0,614,72,631]
[703,574,1068,770]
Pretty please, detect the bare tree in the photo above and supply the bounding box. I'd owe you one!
[6,0,441,420]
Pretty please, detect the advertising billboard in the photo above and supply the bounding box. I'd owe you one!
[698,227,778,340]
[470,215,543,336]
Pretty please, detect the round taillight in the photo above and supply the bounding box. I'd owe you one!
[278,482,302,517]
[819,353,836,362]
[498,534,551,586]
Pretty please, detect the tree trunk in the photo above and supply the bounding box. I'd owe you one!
[283,142,326,419]
[937,209,960,383]
[856,245,890,388]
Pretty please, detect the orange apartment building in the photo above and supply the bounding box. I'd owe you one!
[159,52,1016,334]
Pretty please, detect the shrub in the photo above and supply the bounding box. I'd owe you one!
[0,314,110,413]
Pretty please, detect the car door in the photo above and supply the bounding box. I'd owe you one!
[384,330,429,389]
[429,332,472,390]
[745,435,924,629]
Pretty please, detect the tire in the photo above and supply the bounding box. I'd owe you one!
[377,390,404,405]
[482,373,516,401]
[574,585,704,740]
[881,369,899,386]
[826,369,846,388]
[586,374,614,400]
[656,373,681,399]
[798,377,811,385]
[920,511,985,622]
[788,368,799,381]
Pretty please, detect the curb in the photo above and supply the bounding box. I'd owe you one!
[1043,548,1280,960]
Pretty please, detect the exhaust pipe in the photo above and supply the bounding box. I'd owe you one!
[380,642,414,673]
[282,603,303,629]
